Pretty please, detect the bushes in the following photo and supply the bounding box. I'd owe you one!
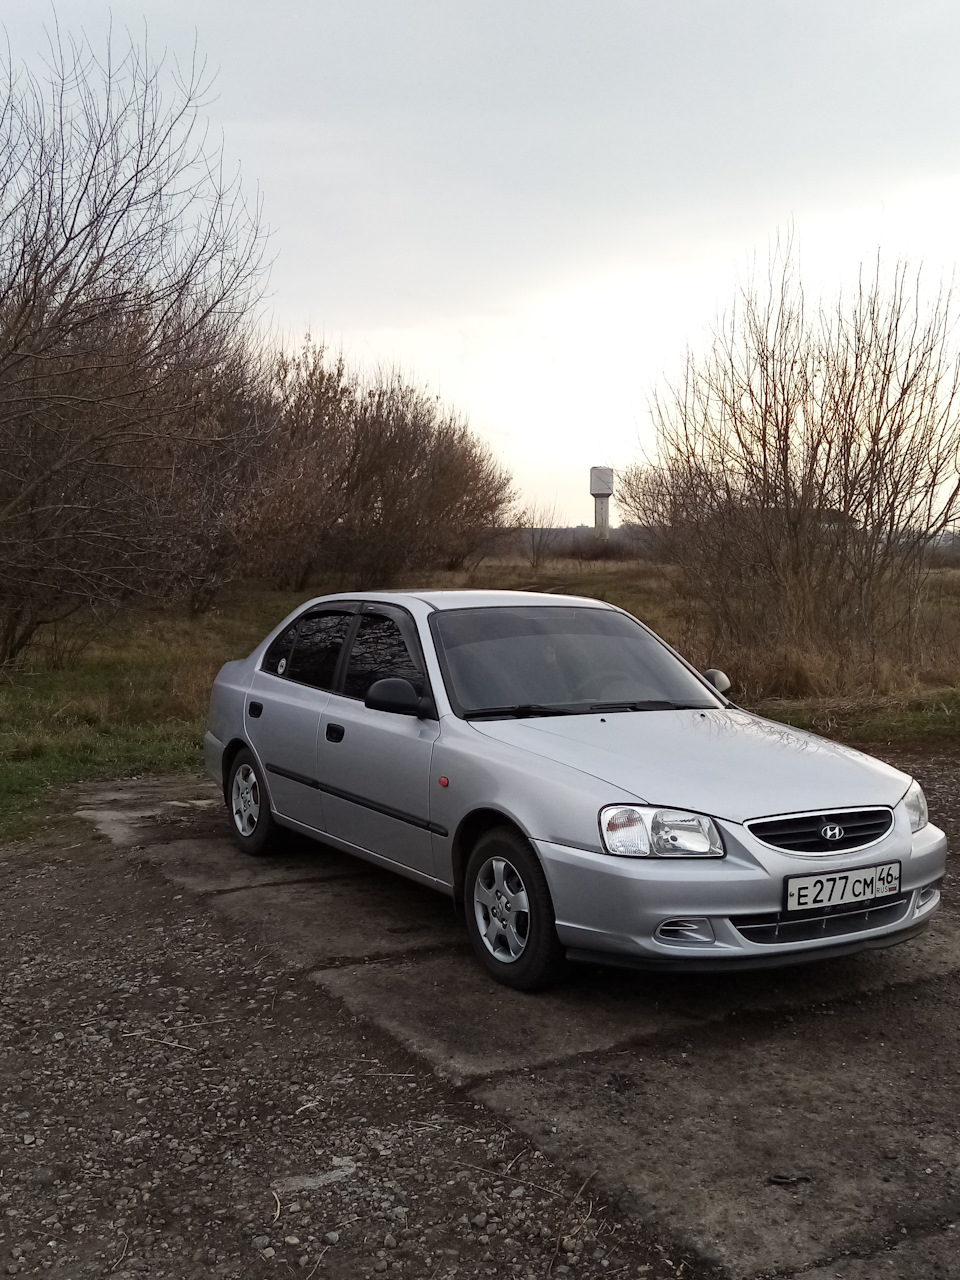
[244,345,514,590]
[0,31,513,666]
[620,253,960,696]
[0,31,268,665]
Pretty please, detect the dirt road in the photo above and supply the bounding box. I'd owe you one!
[2,752,958,1279]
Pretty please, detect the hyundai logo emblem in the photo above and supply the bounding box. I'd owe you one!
[821,823,844,841]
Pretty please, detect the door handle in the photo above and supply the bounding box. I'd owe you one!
[325,723,345,743]
[248,701,263,719]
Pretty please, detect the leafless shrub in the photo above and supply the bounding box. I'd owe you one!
[237,340,356,591]
[570,534,632,564]
[27,604,116,671]
[0,29,268,665]
[242,342,514,589]
[515,501,563,570]
[925,532,960,568]
[619,252,960,694]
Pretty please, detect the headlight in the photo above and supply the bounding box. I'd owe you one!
[599,806,724,858]
[904,780,928,833]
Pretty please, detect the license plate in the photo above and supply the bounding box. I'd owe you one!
[784,861,901,912]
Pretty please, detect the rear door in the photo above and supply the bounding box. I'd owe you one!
[317,604,440,877]
[245,606,356,831]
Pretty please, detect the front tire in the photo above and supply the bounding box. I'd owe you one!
[464,827,567,990]
[226,748,278,856]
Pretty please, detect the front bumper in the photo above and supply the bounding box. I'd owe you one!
[535,816,947,969]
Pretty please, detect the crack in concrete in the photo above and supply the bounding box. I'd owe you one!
[457,1034,688,1087]
[201,871,371,897]
[773,1215,960,1278]
[390,955,960,1089]
[307,944,467,975]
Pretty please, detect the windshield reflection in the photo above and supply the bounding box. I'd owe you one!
[432,606,723,718]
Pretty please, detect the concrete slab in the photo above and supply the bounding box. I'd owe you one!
[78,775,960,1031]
[131,836,370,894]
[63,767,960,1279]
[208,873,463,968]
[75,805,170,846]
[313,952,698,1084]
[473,975,960,1279]
[316,916,960,1087]
[787,1226,959,1278]
[76,776,222,847]
[562,911,960,1026]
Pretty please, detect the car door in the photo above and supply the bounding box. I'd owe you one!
[245,605,356,831]
[317,604,440,878]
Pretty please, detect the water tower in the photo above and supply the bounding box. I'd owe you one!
[589,467,613,541]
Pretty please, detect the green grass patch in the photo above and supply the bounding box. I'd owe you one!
[0,588,306,842]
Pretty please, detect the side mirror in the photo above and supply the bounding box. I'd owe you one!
[365,677,424,717]
[703,669,732,695]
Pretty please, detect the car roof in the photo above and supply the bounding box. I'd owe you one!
[341,589,617,611]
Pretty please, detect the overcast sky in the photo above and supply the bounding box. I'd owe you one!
[7,1,960,521]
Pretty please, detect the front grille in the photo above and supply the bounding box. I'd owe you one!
[746,807,893,853]
[731,893,910,945]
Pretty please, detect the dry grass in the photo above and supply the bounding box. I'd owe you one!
[2,558,958,841]
[428,558,960,700]
[403,556,677,638]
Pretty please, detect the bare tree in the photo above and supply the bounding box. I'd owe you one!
[515,501,563,570]
[239,340,357,591]
[619,253,960,692]
[338,376,514,582]
[0,28,268,664]
[241,343,514,589]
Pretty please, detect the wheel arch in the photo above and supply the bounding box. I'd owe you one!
[221,737,252,803]
[451,808,533,910]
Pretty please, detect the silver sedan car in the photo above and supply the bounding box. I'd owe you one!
[204,590,947,989]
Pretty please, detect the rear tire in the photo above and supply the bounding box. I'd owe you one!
[226,748,278,856]
[464,827,567,990]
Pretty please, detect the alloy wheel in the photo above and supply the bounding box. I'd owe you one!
[472,855,530,963]
[231,763,260,837]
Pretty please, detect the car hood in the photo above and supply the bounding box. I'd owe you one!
[470,708,910,824]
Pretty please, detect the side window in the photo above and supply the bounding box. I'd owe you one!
[342,614,424,701]
[286,612,353,690]
[261,621,299,676]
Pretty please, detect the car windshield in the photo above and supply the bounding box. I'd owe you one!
[432,606,723,717]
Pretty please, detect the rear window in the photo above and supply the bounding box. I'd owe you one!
[286,612,353,690]
[261,622,299,676]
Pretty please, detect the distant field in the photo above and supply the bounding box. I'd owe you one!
[1,560,957,842]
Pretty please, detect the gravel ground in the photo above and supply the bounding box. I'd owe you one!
[2,745,956,1280]
[0,820,713,1280]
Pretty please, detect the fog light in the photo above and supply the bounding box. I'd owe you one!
[917,878,943,909]
[655,917,715,945]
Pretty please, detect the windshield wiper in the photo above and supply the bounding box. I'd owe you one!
[463,703,576,720]
[588,700,712,712]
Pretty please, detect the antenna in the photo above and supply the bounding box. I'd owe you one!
[589,467,613,541]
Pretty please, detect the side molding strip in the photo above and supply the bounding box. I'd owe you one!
[265,762,318,790]
[265,762,448,837]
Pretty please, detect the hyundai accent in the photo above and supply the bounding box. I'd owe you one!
[205,591,946,988]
